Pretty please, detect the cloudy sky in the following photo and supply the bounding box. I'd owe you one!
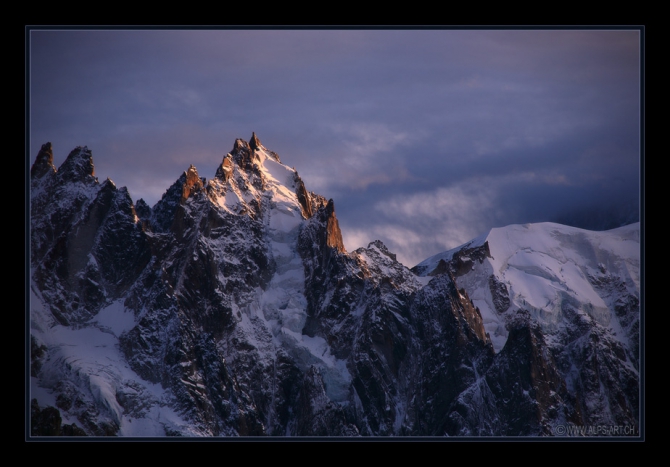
[28,28,641,267]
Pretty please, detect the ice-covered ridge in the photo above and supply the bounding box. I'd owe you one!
[206,140,306,226]
[414,222,640,352]
[259,146,353,401]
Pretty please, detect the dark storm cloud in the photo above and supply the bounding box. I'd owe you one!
[29,28,641,266]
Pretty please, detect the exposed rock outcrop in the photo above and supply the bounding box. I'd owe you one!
[30,142,55,179]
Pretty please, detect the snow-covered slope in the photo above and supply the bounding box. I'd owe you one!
[413,222,640,355]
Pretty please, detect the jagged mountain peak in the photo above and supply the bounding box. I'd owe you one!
[215,153,234,182]
[30,142,55,179]
[233,137,250,152]
[249,131,262,150]
[182,164,204,201]
[146,135,311,234]
[58,145,96,182]
[30,143,97,188]
[233,132,281,163]
[365,240,397,262]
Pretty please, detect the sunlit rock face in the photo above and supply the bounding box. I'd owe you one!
[29,136,640,437]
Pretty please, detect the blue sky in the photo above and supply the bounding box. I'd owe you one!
[28,28,641,266]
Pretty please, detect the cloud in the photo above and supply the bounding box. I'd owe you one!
[347,164,628,267]
[339,177,504,266]
[313,122,419,191]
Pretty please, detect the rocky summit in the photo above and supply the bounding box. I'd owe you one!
[28,134,641,437]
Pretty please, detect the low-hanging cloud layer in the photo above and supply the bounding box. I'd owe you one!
[28,28,641,267]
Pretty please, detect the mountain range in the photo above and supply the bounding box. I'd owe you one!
[28,134,641,437]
